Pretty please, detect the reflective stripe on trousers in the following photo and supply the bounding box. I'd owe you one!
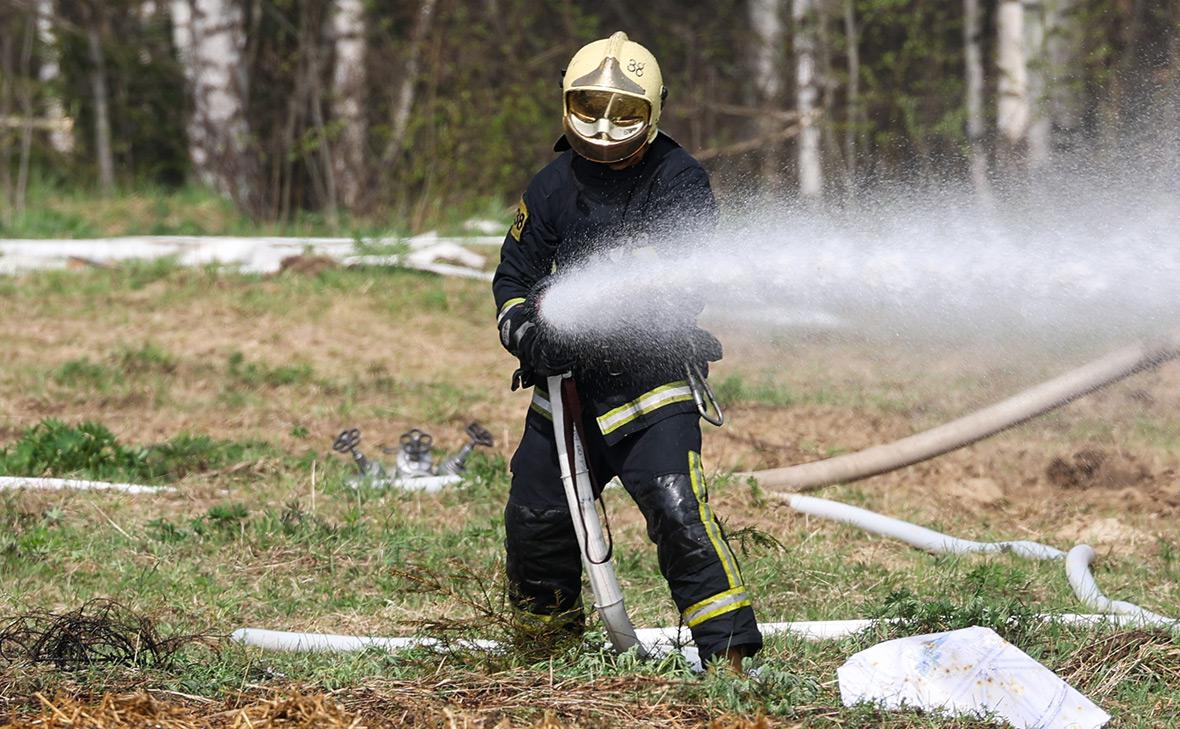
[681,450,750,628]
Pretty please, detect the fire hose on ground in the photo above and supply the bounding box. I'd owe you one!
[5,339,1176,660]
[746,332,1180,491]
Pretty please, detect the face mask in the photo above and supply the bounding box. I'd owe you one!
[566,90,650,143]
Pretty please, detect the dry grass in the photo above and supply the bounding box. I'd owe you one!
[0,600,207,670]
[1058,630,1180,701]
[0,682,792,729]
[2,264,1180,727]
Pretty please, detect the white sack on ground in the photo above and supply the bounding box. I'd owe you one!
[837,626,1110,729]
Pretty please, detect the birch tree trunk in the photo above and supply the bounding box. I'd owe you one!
[383,0,438,163]
[996,0,1029,174]
[1023,0,1050,169]
[34,0,74,154]
[85,12,115,192]
[331,0,367,211]
[169,0,258,212]
[749,0,786,188]
[793,0,823,199]
[964,0,992,198]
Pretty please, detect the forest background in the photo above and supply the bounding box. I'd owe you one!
[2,0,1178,231]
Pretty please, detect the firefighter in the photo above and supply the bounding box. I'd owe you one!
[492,31,762,670]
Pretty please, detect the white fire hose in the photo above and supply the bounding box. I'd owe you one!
[748,332,1180,491]
[783,494,1176,629]
[0,476,171,494]
[547,374,643,655]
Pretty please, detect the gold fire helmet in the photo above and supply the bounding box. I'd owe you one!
[561,31,664,164]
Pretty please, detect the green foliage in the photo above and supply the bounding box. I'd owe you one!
[226,351,315,388]
[52,359,123,390]
[693,662,822,717]
[116,342,178,374]
[713,374,796,407]
[870,586,1038,647]
[0,419,273,483]
[0,420,148,481]
[0,205,97,238]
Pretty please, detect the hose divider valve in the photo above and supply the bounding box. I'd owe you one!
[331,423,495,488]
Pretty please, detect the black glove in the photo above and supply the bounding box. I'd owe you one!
[499,279,576,378]
[519,325,576,376]
[687,327,723,364]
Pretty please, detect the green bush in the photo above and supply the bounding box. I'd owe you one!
[0,419,147,480]
[0,419,273,483]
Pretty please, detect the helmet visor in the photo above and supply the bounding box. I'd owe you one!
[566,90,650,143]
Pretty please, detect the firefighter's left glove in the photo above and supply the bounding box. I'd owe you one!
[519,324,576,377]
[688,327,724,364]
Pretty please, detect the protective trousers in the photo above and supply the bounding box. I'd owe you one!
[505,407,762,665]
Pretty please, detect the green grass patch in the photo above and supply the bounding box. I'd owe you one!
[713,373,797,407]
[226,351,315,388]
[0,419,275,483]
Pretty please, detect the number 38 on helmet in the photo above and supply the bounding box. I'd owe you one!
[561,31,666,165]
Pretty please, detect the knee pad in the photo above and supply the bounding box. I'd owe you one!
[631,473,702,544]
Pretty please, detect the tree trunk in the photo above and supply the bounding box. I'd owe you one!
[793,0,823,199]
[1171,0,1180,134]
[843,0,860,190]
[330,0,367,211]
[305,6,337,223]
[383,0,438,164]
[749,0,786,189]
[1,24,12,225]
[169,0,259,213]
[996,0,1028,174]
[1044,0,1083,153]
[964,0,992,198]
[1024,0,1050,169]
[85,10,115,193]
[34,0,73,154]
[17,13,35,214]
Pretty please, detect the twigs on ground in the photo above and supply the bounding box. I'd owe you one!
[0,599,208,670]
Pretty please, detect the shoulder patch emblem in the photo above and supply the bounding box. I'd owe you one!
[510,197,529,242]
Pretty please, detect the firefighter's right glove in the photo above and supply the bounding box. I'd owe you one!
[499,292,575,378]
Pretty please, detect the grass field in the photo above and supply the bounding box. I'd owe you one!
[1,258,1178,727]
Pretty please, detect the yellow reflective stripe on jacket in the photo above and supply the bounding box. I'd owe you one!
[497,297,527,324]
[689,451,744,590]
[596,381,694,436]
[682,586,752,628]
[530,389,553,421]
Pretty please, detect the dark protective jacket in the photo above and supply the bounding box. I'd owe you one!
[493,132,718,444]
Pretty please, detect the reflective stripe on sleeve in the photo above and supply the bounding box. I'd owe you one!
[595,381,694,436]
[497,297,527,324]
[530,389,553,421]
[682,586,752,628]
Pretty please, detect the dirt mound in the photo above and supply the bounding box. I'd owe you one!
[276,255,337,276]
[1045,449,1151,490]
[945,477,1006,508]
[1056,516,1156,554]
